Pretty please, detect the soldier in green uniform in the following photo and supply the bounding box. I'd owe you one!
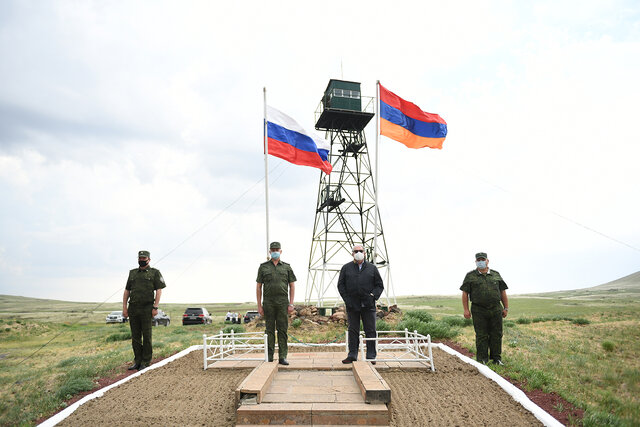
[460,252,509,365]
[256,242,296,365]
[122,250,166,370]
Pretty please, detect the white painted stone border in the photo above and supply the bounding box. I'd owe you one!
[433,343,563,427]
[38,345,203,427]
[40,343,562,427]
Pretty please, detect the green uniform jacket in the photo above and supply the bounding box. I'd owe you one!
[126,267,166,305]
[256,260,296,301]
[460,269,508,309]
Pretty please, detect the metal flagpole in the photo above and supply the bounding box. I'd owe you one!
[373,80,380,263]
[263,87,270,259]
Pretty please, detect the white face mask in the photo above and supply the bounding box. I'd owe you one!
[354,252,365,261]
[476,260,487,269]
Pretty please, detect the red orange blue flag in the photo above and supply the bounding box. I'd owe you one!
[266,106,332,174]
[379,83,447,149]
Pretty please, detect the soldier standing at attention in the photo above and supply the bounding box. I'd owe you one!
[460,252,509,365]
[256,242,296,365]
[123,250,166,371]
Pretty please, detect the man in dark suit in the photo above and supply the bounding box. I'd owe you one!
[337,244,384,364]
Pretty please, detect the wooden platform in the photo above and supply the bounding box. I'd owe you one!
[207,351,432,370]
[234,353,395,425]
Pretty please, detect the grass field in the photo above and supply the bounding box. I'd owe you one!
[1,279,639,426]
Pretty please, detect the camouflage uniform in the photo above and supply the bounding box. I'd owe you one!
[256,249,296,361]
[460,268,508,363]
[126,255,166,367]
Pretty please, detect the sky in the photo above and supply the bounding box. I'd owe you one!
[0,0,639,305]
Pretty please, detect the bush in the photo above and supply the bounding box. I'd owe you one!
[601,341,615,352]
[441,316,472,327]
[222,325,245,334]
[57,356,83,368]
[516,317,531,324]
[532,317,547,323]
[376,319,391,331]
[105,331,131,342]
[572,318,591,325]
[397,318,460,340]
[404,310,434,323]
[56,376,94,400]
[503,321,516,328]
[291,318,302,328]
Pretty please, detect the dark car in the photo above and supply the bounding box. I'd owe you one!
[153,309,170,327]
[182,307,212,325]
[244,310,260,323]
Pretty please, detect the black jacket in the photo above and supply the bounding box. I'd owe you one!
[337,260,384,310]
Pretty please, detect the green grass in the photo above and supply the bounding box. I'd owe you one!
[1,287,639,426]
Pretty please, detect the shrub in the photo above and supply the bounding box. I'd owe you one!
[601,341,615,352]
[572,318,591,325]
[441,316,468,327]
[516,317,531,324]
[105,331,131,342]
[57,356,82,368]
[532,317,547,323]
[292,318,302,328]
[404,310,434,323]
[222,325,245,334]
[397,318,460,340]
[503,321,516,328]
[376,319,391,331]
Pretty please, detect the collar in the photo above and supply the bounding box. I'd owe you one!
[476,268,491,275]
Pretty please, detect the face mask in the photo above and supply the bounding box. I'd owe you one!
[270,251,281,260]
[354,252,365,261]
[138,260,149,267]
[476,260,487,269]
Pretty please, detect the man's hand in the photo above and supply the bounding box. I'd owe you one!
[502,309,508,318]
[123,308,128,318]
[258,305,264,316]
[287,304,294,314]
[463,309,471,319]
[152,308,158,317]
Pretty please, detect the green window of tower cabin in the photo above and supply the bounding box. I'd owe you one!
[323,80,362,112]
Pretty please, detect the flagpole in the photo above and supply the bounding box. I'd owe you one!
[263,87,270,259]
[373,80,380,264]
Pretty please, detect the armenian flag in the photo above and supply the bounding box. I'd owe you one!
[379,84,447,149]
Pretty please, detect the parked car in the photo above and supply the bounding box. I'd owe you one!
[182,307,212,325]
[106,311,128,324]
[244,310,260,323]
[153,309,170,327]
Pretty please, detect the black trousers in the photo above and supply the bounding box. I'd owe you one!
[128,304,153,365]
[346,308,377,359]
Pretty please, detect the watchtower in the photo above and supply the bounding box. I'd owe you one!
[305,79,395,308]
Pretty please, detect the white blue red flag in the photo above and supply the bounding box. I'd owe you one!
[266,106,332,174]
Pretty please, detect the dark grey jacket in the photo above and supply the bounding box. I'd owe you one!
[337,260,384,310]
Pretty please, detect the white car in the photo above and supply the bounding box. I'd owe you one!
[106,310,128,324]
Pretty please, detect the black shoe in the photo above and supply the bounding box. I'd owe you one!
[278,359,289,365]
[127,363,140,370]
[342,357,356,364]
[138,364,149,370]
[370,361,376,365]
[491,359,504,366]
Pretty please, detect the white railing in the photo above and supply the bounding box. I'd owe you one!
[360,329,435,371]
[203,330,268,370]
[202,328,435,371]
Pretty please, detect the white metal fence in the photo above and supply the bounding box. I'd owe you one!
[203,328,434,371]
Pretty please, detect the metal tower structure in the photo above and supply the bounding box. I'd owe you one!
[305,79,395,307]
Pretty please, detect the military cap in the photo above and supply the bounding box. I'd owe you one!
[475,252,487,260]
[138,250,150,258]
[269,242,281,249]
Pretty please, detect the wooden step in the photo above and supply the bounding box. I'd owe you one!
[235,361,278,405]
[352,361,391,404]
[236,402,389,425]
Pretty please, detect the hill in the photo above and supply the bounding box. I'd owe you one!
[523,270,640,300]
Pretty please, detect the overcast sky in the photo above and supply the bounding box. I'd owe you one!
[1,1,639,305]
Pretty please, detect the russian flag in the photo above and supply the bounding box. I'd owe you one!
[266,106,332,174]
[379,84,447,149]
